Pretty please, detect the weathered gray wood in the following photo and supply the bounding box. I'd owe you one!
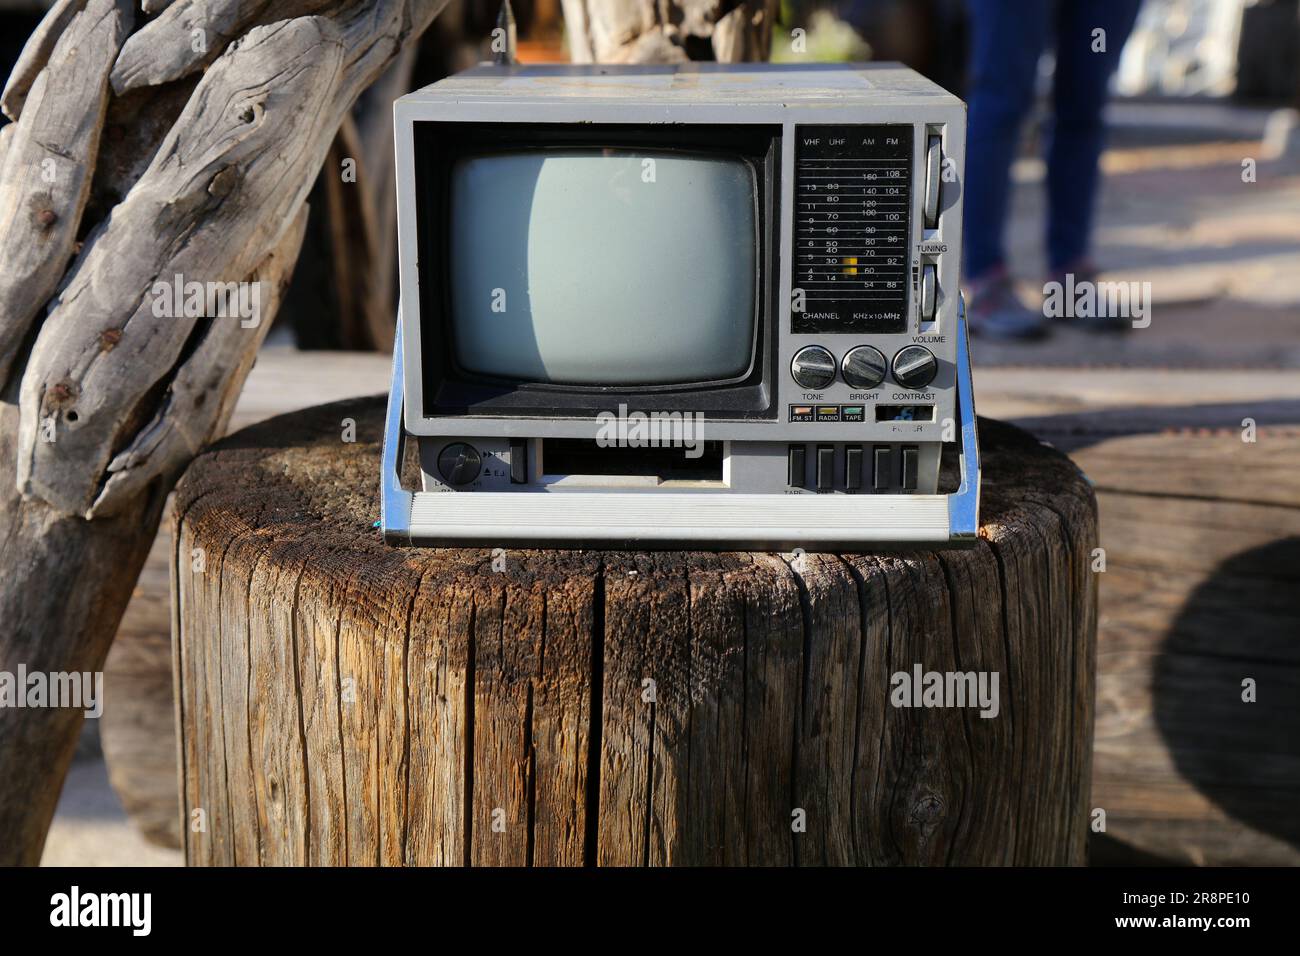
[0,199,302,866]
[174,403,1097,865]
[0,0,451,866]
[19,9,420,515]
[561,0,776,63]
[0,0,131,387]
[0,396,164,868]
[0,0,84,121]
[109,0,334,95]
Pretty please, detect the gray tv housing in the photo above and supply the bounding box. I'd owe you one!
[383,62,978,550]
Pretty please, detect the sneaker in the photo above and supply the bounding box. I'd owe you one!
[963,267,1049,341]
[1046,259,1130,334]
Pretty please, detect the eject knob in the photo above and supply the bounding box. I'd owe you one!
[791,345,836,390]
[438,442,482,486]
[892,346,938,389]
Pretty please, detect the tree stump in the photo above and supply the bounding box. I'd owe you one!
[173,397,1098,866]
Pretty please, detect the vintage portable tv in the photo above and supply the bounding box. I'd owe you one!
[382,62,978,550]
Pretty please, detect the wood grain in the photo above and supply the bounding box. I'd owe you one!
[173,401,1097,865]
[110,364,1300,864]
[1025,408,1300,867]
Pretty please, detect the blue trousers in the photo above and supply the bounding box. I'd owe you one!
[963,0,1142,278]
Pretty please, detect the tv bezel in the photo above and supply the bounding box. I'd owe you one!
[412,122,782,420]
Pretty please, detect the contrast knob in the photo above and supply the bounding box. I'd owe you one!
[892,346,938,389]
[437,442,482,485]
[841,345,888,390]
[791,345,836,390]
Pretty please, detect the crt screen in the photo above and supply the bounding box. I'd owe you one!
[448,150,757,386]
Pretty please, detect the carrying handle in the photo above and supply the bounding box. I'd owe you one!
[380,309,413,543]
[947,292,981,541]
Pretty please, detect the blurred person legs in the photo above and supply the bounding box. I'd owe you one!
[963,0,1141,339]
[1045,0,1141,332]
[963,0,1052,339]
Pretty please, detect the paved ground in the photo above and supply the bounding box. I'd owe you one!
[41,98,1300,866]
[41,750,182,867]
[972,100,1300,369]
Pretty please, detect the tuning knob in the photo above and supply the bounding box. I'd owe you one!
[892,346,938,389]
[437,442,482,485]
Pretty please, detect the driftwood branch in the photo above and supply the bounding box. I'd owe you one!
[109,0,338,96]
[0,0,450,864]
[0,0,86,121]
[0,0,132,389]
[17,0,450,518]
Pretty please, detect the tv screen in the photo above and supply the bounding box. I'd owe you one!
[449,150,757,387]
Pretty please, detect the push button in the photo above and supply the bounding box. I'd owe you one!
[510,439,527,484]
[873,446,891,491]
[901,446,919,490]
[816,446,835,491]
[788,445,806,488]
[845,446,863,490]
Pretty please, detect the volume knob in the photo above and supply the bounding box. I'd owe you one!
[892,346,938,389]
[437,442,482,485]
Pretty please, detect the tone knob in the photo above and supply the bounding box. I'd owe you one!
[841,345,888,390]
[892,346,938,389]
[791,345,836,390]
[437,442,481,485]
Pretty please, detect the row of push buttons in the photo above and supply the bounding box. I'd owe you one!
[788,444,919,492]
[788,404,865,423]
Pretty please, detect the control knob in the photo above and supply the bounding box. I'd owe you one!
[437,442,482,486]
[892,346,938,389]
[841,345,888,390]
[790,345,836,390]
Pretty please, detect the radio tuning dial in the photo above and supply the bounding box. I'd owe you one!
[892,346,938,389]
[791,345,836,390]
[437,442,482,486]
[841,346,888,390]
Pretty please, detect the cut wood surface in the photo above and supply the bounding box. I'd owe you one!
[171,400,1096,865]
[106,361,1300,864]
[104,349,391,849]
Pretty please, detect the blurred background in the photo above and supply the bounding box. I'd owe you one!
[6,0,1294,361]
[2,0,1296,866]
